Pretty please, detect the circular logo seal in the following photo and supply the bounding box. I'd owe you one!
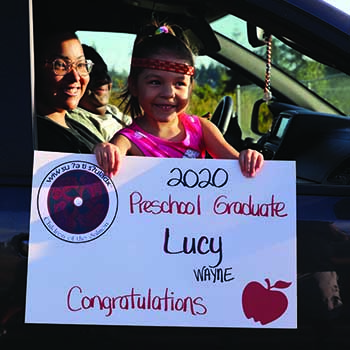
[37,160,118,243]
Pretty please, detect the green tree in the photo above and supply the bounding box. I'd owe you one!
[189,63,233,116]
[254,39,330,100]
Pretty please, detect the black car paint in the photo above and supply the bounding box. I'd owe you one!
[1,0,350,345]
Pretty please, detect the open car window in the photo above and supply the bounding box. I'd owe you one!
[210,14,350,116]
[77,11,350,144]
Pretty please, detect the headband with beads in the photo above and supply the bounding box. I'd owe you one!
[131,57,194,76]
[132,26,194,76]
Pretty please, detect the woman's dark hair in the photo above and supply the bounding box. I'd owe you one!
[119,21,196,118]
[34,30,79,66]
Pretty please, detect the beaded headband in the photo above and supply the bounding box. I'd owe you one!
[131,57,195,76]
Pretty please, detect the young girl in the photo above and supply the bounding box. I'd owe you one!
[94,22,264,177]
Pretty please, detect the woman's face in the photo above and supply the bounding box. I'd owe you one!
[37,38,90,113]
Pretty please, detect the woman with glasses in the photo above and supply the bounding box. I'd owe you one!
[34,30,105,153]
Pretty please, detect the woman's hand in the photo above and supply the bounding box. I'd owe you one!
[93,142,123,177]
[238,149,264,177]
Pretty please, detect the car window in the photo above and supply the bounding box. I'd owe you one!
[76,31,135,76]
[76,30,235,121]
[76,13,350,147]
[76,28,264,142]
[210,14,350,116]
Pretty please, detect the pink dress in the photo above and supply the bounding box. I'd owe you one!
[117,113,206,158]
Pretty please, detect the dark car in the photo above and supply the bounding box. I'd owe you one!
[2,0,350,345]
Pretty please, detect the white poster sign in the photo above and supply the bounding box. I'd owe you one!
[25,150,297,328]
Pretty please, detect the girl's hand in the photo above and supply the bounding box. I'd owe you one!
[238,149,264,177]
[93,142,123,177]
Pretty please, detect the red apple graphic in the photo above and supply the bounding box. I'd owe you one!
[242,278,291,325]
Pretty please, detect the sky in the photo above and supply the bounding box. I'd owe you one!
[77,0,350,73]
[76,29,214,73]
[76,31,135,73]
[323,0,350,13]
[76,16,236,73]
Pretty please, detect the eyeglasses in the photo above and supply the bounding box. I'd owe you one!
[46,58,94,76]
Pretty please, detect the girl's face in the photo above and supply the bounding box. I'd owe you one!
[38,38,90,113]
[130,54,192,122]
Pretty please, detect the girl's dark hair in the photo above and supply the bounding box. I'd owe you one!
[119,21,196,118]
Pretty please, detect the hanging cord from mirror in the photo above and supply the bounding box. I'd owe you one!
[263,32,273,102]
